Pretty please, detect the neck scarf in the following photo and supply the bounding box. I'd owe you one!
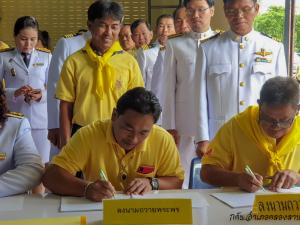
[235,105,300,177]
[84,40,122,99]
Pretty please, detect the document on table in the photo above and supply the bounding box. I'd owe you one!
[0,195,24,211]
[60,192,208,212]
[211,187,300,208]
[0,216,85,225]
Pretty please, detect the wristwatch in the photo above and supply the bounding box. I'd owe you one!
[148,177,159,190]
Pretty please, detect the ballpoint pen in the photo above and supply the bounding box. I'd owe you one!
[99,169,115,198]
[245,165,266,191]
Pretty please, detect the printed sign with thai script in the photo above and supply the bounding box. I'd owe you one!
[103,199,192,224]
[253,194,300,218]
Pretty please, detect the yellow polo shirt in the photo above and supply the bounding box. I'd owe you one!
[0,41,9,50]
[202,111,300,179]
[52,120,184,191]
[55,49,144,126]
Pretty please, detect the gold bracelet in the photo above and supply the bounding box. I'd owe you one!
[84,182,93,197]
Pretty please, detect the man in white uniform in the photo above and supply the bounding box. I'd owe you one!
[136,14,176,90]
[162,0,218,188]
[47,30,91,157]
[194,0,287,157]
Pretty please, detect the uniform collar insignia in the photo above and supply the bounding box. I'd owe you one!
[255,48,272,57]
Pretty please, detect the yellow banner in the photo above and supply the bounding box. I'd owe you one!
[103,199,193,225]
[0,216,86,225]
[253,194,300,217]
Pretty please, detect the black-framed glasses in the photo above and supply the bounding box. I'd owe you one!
[224,4,256,17]
[186,7,210,16]
[258,111,296,129]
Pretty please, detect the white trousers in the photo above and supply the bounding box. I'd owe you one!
[31,129,50,163]
[178,135,196,189]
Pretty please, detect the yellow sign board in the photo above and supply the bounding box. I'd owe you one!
[0,216,86,225]
[103,198,193,225]
[253,194,300,218]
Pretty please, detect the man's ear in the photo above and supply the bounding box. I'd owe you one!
[111,108,118,121]
[87,20,92,31]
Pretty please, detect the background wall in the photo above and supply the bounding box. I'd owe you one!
[0,0,228,49]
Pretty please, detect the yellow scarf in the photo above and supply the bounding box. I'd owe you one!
[235,105,300,177]
[84,40,122,99]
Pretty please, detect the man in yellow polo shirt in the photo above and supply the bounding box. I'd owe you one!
[201,77,300,193]
[56,1,144,148]
[43,87,184,201]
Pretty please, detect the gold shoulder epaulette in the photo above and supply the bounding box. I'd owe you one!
[0,47,14,53]
[6,112,24,119]
[36,47,51,53]
[63,32,82,39]
[201,31,222,43]
[260,32,280,42]
[168,33,183,40]
[112,50,124,56]
[141,44,149,50]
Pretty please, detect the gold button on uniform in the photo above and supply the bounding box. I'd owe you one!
[240,100,245,105]
[240,82,245,87]
[239,63,245,68]
[239,43,245,49]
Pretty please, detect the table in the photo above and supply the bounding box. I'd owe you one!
[0,188,299,225]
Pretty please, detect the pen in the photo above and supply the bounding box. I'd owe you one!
[99,169,115,198]
[245,165,266,191]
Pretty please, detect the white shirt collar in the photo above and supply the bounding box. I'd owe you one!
[189,27,213,41]
[228,29,256,43]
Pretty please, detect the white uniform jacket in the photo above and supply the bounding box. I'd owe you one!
[136,41,160,90]
[0,48,51,129]
[0,116,43,197]
[47,31,91,129]
[162,29,218,135]
[195,30,287,142]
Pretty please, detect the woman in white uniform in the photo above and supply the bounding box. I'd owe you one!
[0,16,51,163]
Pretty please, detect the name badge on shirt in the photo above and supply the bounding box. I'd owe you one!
[33,62,44,67]
[0,152,6,160]
[10,68,16,76]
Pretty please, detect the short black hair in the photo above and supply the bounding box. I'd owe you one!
[156,14,173,27]
[0,83,8,127]
[88,0,123,22]
[14,16,39,36]
[184,0,215,7]
[38,30,51,49]
[259,77,300,108]
[116,87,162,123]
[173,5,185,19]
[223,0,257,4]
[130,19,152,33]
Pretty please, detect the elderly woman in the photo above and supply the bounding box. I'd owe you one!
[0,83,43,197]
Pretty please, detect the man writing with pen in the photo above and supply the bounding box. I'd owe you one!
[42,87,184,202]
[200,77,300,193]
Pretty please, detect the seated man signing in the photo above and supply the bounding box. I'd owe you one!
[201,77,300,193]
[43,87,184,201]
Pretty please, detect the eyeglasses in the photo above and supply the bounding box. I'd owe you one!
[186,7,210,16]
[258,112,296,129]
[224,5,256,17]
